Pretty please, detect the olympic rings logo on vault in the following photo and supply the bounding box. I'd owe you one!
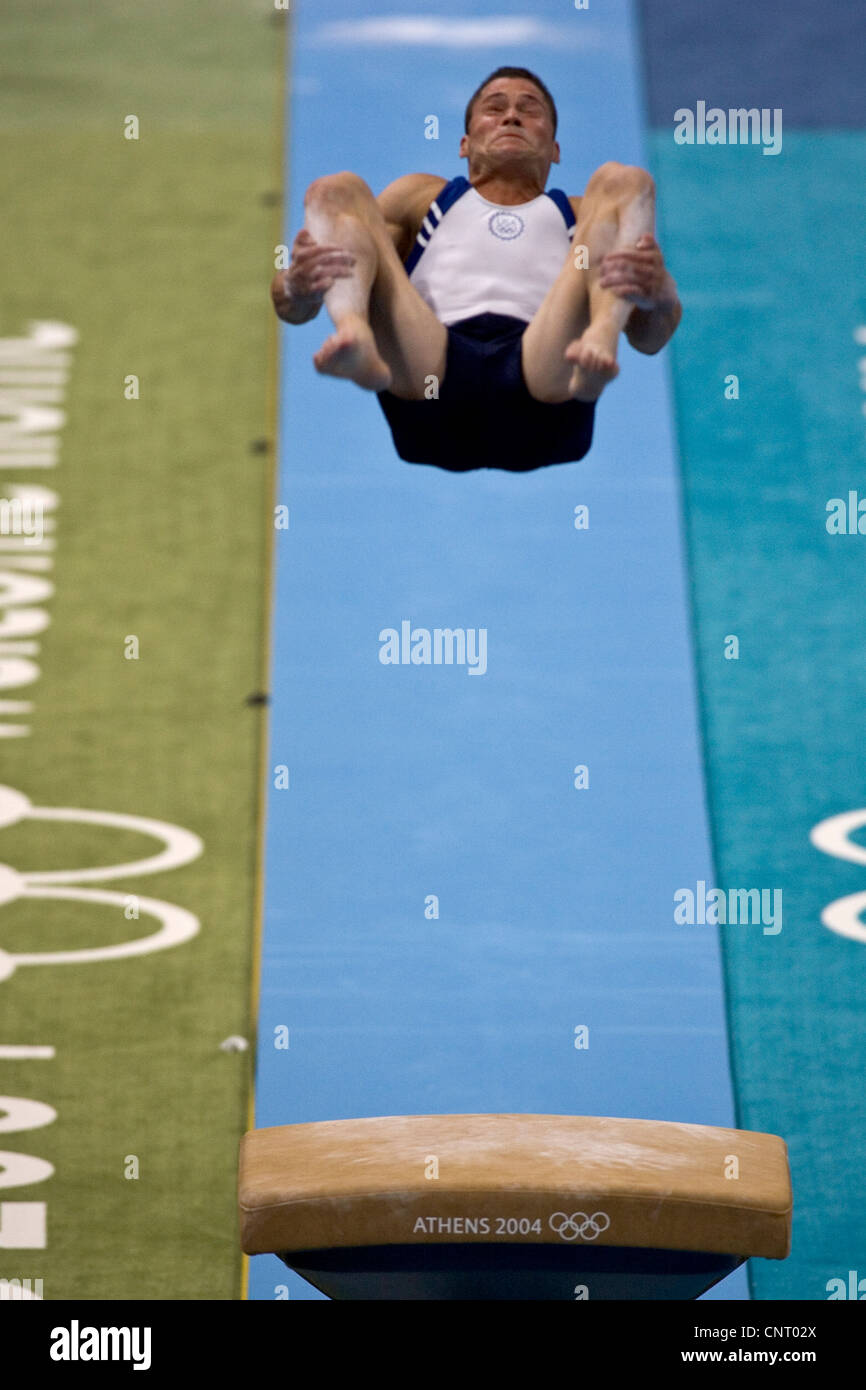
[0,784,203,983]
[548,1211,610,1242]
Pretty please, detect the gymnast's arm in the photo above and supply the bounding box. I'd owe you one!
[607,235,682,355]
[270,174,444,322]
[376,172,449,261]
[624,274,682,354]
[269,227,356,324]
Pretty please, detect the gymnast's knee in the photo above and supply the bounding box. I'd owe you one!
[304,171,374,209]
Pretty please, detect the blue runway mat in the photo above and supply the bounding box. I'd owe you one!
[250,0,749,1301]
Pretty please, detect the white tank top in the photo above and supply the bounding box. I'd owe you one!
[405,176,576,326]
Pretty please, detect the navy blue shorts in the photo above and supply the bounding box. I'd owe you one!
[376,312,595,473]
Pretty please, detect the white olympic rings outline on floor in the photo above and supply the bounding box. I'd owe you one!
[0,784,203,983]
[810,807,866,945]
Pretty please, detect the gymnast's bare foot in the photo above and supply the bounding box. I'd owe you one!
[564,318,621,401]
[313,312,392,391]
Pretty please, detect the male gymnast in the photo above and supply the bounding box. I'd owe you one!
[270,66,682,473]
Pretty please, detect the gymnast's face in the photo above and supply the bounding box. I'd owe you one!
[460,78,561,175]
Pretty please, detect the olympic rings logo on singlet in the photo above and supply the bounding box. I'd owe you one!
[488,210,525,240]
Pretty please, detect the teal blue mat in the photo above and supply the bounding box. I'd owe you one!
[650,132,866,1298]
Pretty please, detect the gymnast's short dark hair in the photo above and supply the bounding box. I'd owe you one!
[464,67,558,137]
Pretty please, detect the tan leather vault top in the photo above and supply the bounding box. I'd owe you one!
[239,1113,792,1259]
